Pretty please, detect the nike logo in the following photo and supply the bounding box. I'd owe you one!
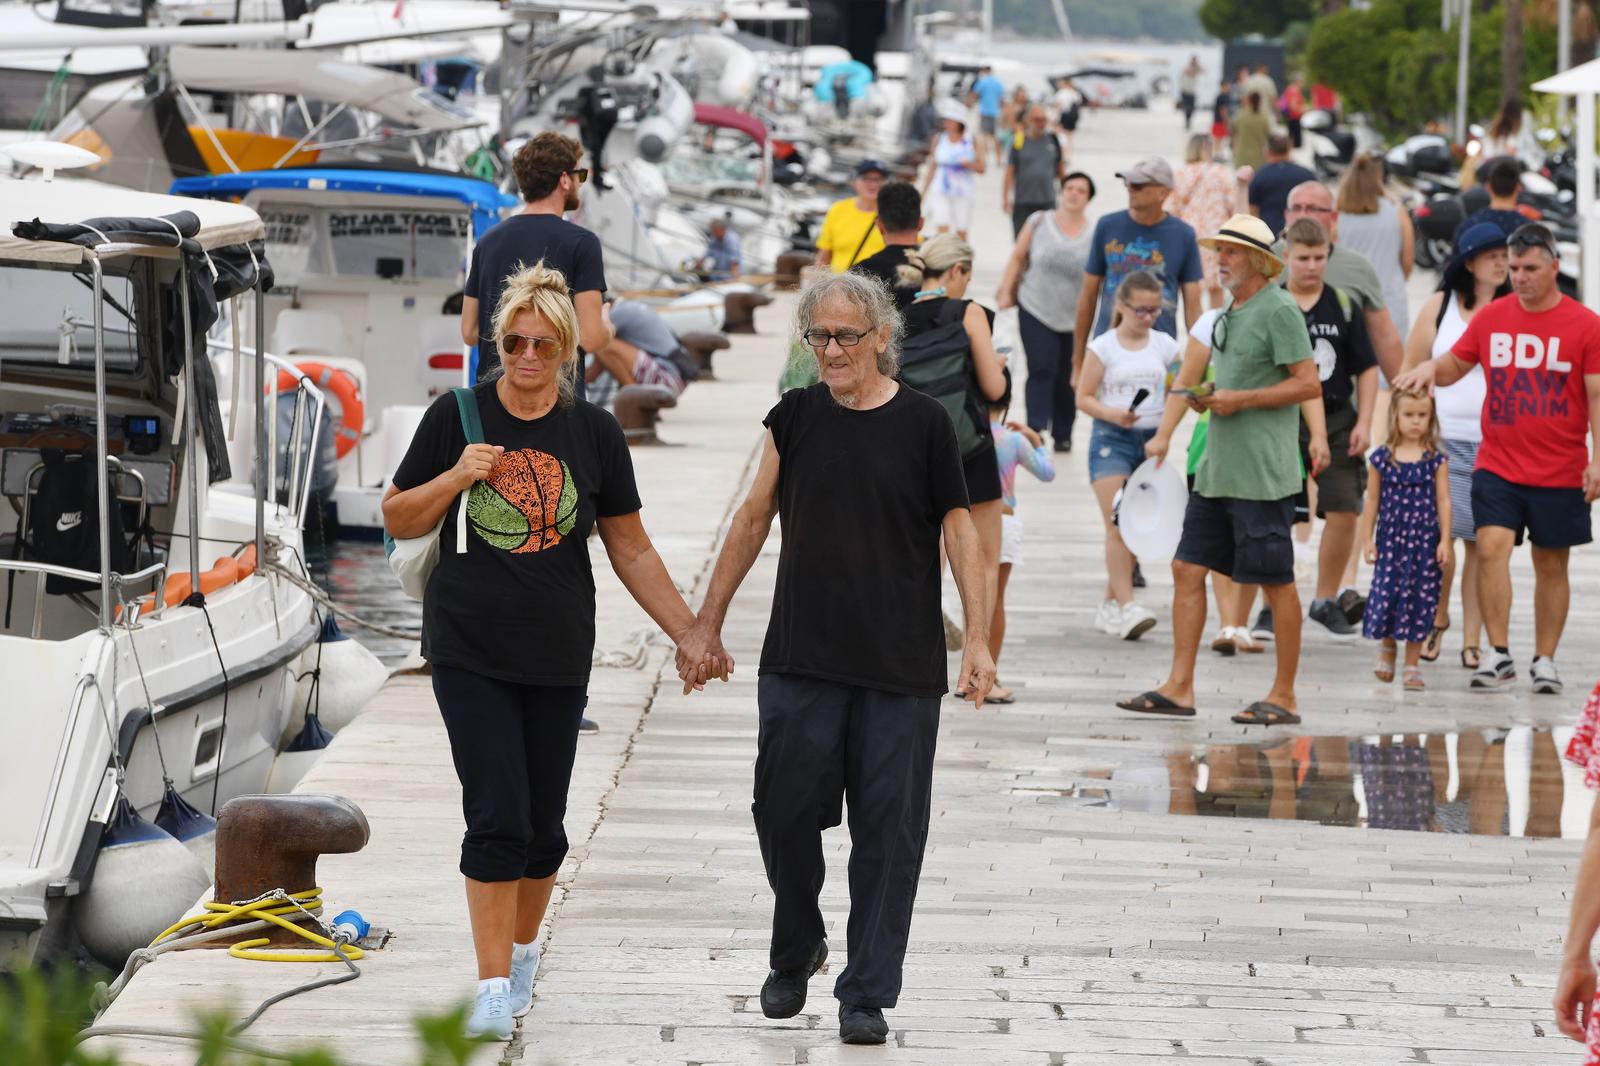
[57,511,83,532]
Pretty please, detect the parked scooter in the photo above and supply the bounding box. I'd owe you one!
[1303,109,1383,179]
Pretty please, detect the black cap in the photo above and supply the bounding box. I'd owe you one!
[855,159,889,177]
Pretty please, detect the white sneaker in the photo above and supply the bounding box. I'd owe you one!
[467,977,514,1042]
[1231,626,1264,654]
[1531,656,1563,695]
[1118,603,1157,641]
[1094,599,1121,634]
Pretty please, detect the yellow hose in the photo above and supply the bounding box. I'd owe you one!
[151,887,366,963]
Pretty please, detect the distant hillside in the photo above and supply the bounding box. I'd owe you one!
[923,0,1205,42]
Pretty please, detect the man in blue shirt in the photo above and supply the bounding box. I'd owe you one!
[1071,155,1204,378]
[696,216,742,279]
[968,66,1006,166]
[1453,156,1528,248]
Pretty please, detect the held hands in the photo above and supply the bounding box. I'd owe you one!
[675,616,734,695]
[452,444,505,491]
[955,639,997,709]
[1307,434,1331,477]
[1553,954,1597,1042]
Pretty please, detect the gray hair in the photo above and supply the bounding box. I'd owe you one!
[794,271,904,376]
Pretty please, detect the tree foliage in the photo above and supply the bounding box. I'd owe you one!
[1305,0,1559,133]
[1199,0,1314,40]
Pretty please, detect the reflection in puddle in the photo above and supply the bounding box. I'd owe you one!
[1045,729,1593,838]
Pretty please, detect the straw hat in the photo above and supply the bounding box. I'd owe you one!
[1198,214,1285,277]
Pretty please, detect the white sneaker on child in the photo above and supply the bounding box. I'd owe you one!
[1094,599,1121,634]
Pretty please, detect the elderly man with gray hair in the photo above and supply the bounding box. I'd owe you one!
[675,271,995,1046]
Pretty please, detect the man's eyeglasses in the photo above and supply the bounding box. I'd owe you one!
[567,167,589,184]
[1287,203,1334,215]
[1508,224,1557,257]
[804,329,865,350]
[501,333,563,359]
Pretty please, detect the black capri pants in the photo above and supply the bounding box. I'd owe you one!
[432,663,588,882]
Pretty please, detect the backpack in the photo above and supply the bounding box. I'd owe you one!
[20,449,132,596]
[898,299,990,460]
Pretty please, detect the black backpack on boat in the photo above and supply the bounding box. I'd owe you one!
[23,449,133,595]
[898,298,990,459]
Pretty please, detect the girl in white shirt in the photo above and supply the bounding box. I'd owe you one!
[1076,271,1179,640]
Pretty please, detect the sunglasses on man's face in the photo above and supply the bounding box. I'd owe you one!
[567,167,589,184]
[501,333,563,359]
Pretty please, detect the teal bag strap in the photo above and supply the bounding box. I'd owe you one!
[452,386,484,444]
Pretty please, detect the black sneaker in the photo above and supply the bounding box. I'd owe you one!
[1470,649,1516,690]
[1052,437,1072,453]
[579,717,599,734]
[1337,588,1366,625]
[1250,606,1274,643]
[839,1004,888,1045]
[1131,561,1146,589]
[760,940,828,1019]
[1308,597,1358,641]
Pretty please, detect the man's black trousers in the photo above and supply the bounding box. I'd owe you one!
[752,672,940,1009]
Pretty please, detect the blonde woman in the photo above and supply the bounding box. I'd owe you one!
[384,263,722,1040]
[1167,133,1238,310]
[1336,154,1414,336]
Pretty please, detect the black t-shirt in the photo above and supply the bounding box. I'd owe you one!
[1300,284,1377,420]
[760,383,969,696]
[851,245,916,310]
[465,214,607,379]
[1248,161,1317,239]
[391,382,641,685]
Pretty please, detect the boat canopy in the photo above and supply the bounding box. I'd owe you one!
[167,45,480,133]
[170,168,515,239]
[693,104,768,149]
[0,175,264,265]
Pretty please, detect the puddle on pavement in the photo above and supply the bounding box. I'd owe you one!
[1022,729,1592,838]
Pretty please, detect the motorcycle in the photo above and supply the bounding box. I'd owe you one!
[1303,108,1384,180]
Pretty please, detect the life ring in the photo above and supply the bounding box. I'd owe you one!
[271,362,363,459]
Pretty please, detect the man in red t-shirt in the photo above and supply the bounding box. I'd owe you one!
[1396,223,1600,695]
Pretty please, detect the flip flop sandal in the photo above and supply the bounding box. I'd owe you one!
[985,689,1017,705]
[1230,701,1301,726]
[1461,646,1481,670]
[1375,645,1396,683]
[1421,623,1447,662]
[1115,690,1197,717]
[1403,666,1426,691]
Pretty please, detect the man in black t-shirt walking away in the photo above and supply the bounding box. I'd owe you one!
[462,132,612,382]
[676,272,996,1046]
[850,181,923,310]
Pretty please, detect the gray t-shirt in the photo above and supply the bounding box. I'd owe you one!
[609,298,679,357]
[1017,212,1092,334]
[1008,133,1062,206]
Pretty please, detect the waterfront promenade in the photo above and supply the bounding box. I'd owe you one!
[86,106,1594,1065]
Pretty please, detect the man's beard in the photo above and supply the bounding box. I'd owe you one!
[564,185,582,211]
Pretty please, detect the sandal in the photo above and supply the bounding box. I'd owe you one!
[1375,644,1396,683]
[1461,645,1481,670]
[1116,690,1197,717]
[1403,665,1425,691]
[1230,701,1302,726]
[1421,623,1447,662]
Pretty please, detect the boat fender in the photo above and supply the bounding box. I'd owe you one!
[285,616,387,738]
[73,797,211,968]
[267,708,334,794]
[155,783,219,873]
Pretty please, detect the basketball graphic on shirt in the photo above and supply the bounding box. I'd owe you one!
[467,449,577,553]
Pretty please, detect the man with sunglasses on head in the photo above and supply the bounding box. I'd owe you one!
[462,131,612,384]
[1071,156,1203,384]
[1395,223,1600,695]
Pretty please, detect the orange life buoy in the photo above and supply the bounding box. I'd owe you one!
[271,362,364,459]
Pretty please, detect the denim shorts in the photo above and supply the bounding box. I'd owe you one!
[1087,420,1156,482]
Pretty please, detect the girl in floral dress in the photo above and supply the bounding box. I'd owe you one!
[1357,389,1450,690]
[1557,688,1600,1062]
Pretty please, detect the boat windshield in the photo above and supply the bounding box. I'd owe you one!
[258,201,470,288]
[0,262,141,371]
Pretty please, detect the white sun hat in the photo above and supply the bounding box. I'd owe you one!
[1114,457,1189,561]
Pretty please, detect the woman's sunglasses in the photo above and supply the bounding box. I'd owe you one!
[501,333,563,359]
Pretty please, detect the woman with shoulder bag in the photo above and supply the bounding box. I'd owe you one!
[898,235,1008,694]
[383,263,727,1041]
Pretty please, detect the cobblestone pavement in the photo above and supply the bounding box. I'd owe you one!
[515,106,1597,1065]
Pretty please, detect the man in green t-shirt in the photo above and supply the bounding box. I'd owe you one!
[1119,214,1321,726]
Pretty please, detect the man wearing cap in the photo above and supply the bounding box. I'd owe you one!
[1003,104,1064,238]
[816,161,888,273]
[1071,156,1204,380]
[1395,222,1600,697]
[1123,214,1321,725]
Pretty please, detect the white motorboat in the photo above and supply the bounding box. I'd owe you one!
[0,163,323,968]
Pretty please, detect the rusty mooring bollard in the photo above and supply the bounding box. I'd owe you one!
[615,384,679,446]
[774,251,812,290]
[678,330,730,379]
[722,291,772,334]
[212,794,369,945]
